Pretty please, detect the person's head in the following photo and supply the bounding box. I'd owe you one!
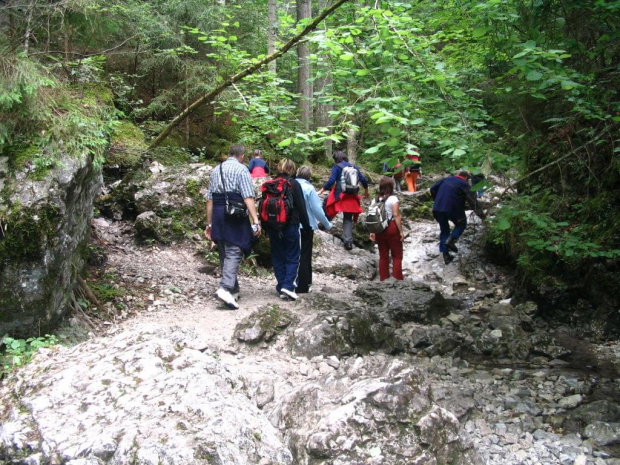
[457,170,471,179]
[253,149,262,158]
[333,150,348,164]
[296,165,312,180]
[277,158,296,176]
[379,176,395,197]
[229,144,246,160]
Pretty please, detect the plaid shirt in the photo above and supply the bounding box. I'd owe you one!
[207,157,255,199]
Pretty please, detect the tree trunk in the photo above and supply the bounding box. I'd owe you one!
[23,0,35,55]
[267,0,277,74]
[148,0,351,149]
[346,126,357,164]
[314,0,333,161]
[297,0,312,132]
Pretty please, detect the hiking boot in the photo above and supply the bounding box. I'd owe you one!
[281,288,299,301]
[443,252,454,265]
[215,288,239,310]
[445,236,458,253]
[344,242,353,251]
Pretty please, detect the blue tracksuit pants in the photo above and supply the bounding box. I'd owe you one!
[268,223,301,293]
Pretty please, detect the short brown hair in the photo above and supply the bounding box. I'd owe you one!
[229,144,245,158]
[277,158,296,176]
[296,165,312,180]
[378,176,395,196]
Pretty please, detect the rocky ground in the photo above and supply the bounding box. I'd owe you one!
[3,181,620,464]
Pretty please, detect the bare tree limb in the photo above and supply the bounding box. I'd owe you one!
[148,0,351,149]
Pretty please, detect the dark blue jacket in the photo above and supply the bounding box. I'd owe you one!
[430,175,476,219]
[211,192,254,255]
[248,158,269,174]
[322,162,369,199]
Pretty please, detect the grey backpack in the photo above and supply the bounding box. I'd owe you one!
[365,198,389,233]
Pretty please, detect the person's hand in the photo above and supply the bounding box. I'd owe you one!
[205,224,212,240]
[364,189,370,200]
[400,233,405,242]
[369,233,376,242]
[317,188,325,196]
[252,223,262,237]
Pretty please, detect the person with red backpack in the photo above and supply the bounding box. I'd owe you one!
[260,158,310,300]
[318,151,370,250]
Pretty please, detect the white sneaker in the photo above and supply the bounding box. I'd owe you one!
[215,288,239,309]
[281,288,298,301]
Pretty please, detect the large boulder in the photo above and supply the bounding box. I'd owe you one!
[268,355,479,464]
[0,152,102,337]
[0,327,293,464]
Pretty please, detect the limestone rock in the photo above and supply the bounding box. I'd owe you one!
[0,151,102,336]
[0,327,293,464]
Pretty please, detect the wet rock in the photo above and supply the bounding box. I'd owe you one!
[584,422,620,446]
[355,280,453,324]
[565,401,620,433]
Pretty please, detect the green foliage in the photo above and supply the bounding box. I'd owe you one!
[1,335,58,373]
[488,190,620,283]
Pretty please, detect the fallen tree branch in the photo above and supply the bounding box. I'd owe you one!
[148,0,351,149]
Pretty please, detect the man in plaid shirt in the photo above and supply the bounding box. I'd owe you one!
[205,145,261,309]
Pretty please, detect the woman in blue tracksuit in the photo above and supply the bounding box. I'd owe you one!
[265,158,310,300]
[295,165,332,294]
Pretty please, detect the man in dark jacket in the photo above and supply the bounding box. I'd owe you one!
[430,171,485,264]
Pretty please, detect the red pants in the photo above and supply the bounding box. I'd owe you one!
[405,171,419,192]
[375,221,403,281]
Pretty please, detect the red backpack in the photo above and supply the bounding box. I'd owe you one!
[259,177,294,231]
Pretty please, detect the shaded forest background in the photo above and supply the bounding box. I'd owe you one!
[1,0,619,312]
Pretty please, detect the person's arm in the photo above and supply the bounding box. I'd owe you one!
[318,165,340,194]
[356,165,370,199]
[309,190,332,230]
[205,199,213,240]
[392,199,404,241]
[247,159,255,171]
[430,180,442,200]
[243,197,262,236]
[292,181,311,230]
[264,160,269,173]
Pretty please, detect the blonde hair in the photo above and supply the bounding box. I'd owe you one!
[277,158,296,176]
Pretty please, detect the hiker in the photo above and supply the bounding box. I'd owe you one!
[404,148,421,193]
[318,150,370,250]
[369,176,404,281]
[471,172,486,198]
[430,170,485,265]
[262,158,310,301]
[247,149,269,178]
[295,165,333,294]
[382,159,403,192]
[205,144,262,309]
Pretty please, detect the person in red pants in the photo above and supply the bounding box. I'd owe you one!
[369,177,405,280]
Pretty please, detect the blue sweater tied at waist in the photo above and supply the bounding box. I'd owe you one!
[211,192,253,255]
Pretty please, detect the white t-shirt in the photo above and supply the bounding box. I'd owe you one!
[382,195,399,221]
